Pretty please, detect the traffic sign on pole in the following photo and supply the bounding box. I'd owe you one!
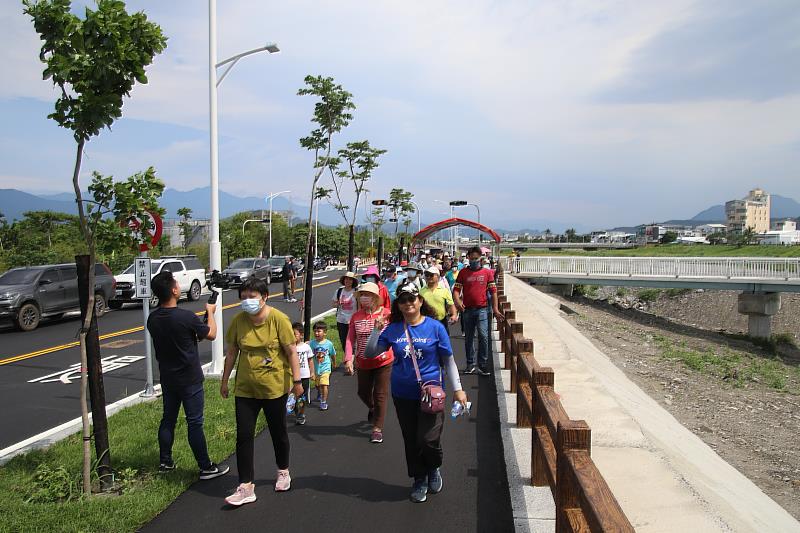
[134,257,152,299]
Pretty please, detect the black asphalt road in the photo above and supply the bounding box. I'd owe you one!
[142,333,514,533]
[0,269,347,450]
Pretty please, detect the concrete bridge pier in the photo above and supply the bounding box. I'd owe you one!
[738,291,781,339]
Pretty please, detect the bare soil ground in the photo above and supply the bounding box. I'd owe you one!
[552,288,800,520]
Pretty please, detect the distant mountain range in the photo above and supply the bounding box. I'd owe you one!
[0,187,345,226]
[2,188,799,233]
[689,195,800,222]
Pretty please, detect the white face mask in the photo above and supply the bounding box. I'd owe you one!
[240,298,263,315]
[359,296,374,308]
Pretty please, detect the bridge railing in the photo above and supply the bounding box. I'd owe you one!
[495,272,634,532]
[502,256,800,281]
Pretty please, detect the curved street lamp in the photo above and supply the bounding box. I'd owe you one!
[208,0,280,375]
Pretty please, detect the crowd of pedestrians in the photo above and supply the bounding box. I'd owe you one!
[146,245,500,506]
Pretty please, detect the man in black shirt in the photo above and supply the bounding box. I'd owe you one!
[282,256,297,302]
[147,271,229,480]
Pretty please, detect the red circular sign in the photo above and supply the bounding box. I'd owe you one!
[123,210,163,252]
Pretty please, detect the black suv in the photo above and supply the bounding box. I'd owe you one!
[0,263,116,331]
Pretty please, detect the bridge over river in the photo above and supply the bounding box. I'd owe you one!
[502,256,800,338]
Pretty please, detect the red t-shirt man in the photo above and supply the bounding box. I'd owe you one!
[452,250,503,321]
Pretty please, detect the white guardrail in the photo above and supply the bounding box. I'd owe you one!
[502,256,800,281]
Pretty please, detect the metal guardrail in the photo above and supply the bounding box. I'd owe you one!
[496,272,634,532]
[502,256,800,281]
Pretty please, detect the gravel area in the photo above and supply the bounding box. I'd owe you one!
[551,287,800,520]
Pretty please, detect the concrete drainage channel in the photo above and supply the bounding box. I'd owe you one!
[0,308,337,465]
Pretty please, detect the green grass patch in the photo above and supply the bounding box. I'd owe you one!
[665,288,691,298]
[637,288,661,302]
[574,285,598,298]
[651,334,798,392]
[521,244,800,257]
[0,379,263,533]
[615,287,628,298]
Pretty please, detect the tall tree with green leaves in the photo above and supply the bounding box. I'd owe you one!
[319,140,386,271]
[565,228,577,243]
[24,0,166,495]
[177,207,193,251]
[297,75,354,337]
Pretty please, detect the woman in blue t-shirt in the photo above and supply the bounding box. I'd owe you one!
[365,282,468,503]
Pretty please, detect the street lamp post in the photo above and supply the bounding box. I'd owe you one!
[433,199,454,255]
[408,200,422,234]
[208,0,280,375]
[266,190,290,257]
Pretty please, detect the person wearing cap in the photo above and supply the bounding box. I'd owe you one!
[381,263,406,304]
[332,272,359,351]
[343,282,394,444]
[360,265,391,311]
[420,266,457,333]
[402,263,424,291]
[418,253,429,270]
[363,282,468,503]
[452,246,503,376]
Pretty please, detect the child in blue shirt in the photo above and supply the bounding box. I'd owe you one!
[309,321,336,411]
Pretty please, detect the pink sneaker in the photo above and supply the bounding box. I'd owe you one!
[275,469,291,492]
[225,483,256,506]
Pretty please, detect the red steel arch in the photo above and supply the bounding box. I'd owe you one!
[410,217,501,251]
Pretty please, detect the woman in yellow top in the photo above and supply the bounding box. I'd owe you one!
[220,278,304,507]
[420,266,458,333]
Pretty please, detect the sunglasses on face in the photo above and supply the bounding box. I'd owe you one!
[397,295,418,305]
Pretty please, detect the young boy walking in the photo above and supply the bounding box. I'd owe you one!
[292,322,315,425]
[147,271,230,479]
[309,321,336,411]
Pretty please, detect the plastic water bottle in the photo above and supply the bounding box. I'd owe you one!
[286,393,296,414]
[451,401,472,419]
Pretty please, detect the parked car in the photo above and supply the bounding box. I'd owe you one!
[0,263,115,331]
[222,257,271,286]
[110,255,206,309]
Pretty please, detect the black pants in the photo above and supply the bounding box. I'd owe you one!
[393,396,445,479]
[235,395,290,483]
[336,321,349,358]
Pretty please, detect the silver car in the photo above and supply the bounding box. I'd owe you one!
[222,258,271,287]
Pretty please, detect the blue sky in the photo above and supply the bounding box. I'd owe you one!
[1,0,799,230]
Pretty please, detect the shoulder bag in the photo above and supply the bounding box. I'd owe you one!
[404,322,445,414]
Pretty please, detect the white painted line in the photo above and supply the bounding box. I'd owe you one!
[312,275,328,280]
[0,308,339,465]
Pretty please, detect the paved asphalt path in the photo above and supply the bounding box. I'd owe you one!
[142,333,514,533]
[0,269,348,449]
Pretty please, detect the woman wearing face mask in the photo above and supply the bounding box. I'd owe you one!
[343,282,394,443]
[220,278,304,506]
[402,263,424,290]
[360,265,391,311]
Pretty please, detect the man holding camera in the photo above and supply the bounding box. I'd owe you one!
[147,271,230,479]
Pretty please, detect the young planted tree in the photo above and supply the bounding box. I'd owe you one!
[177,207,193,251]
[24,0,166,494]
[320,141,386,271]
[388,188,415,237]
[297,75,354,338]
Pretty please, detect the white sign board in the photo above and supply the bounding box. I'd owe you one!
[135,257,152,299]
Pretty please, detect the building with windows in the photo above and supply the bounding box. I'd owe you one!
[725,188,770,234]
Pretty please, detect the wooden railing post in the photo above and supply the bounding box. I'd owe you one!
[512,336,531,394]
[502,309,515,368]
[532,367,554,487]
[516,353,532,428]
[556,420,591,533]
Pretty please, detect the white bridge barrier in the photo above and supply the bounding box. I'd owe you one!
[502,256,800,282]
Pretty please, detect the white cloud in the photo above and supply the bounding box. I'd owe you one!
[3,0,799,229]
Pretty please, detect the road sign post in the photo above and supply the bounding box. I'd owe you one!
[136,253,156,397]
